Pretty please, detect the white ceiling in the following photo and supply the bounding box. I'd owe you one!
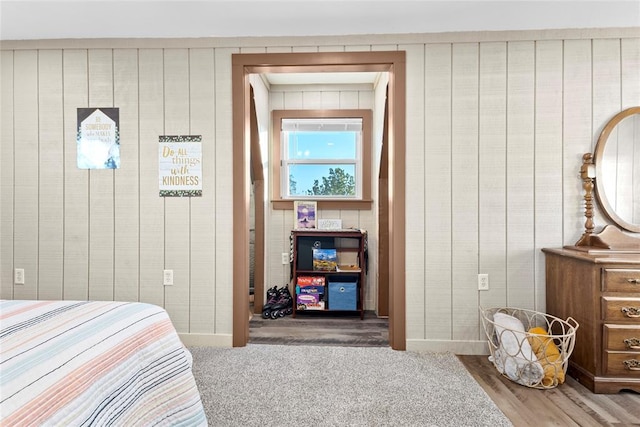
[1,1,638,41]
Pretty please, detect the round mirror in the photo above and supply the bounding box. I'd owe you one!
[594,106,640,233]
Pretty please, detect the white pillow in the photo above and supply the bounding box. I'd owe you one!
[490,312,544,386]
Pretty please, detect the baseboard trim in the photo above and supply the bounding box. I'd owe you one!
[406,339,489,355]
[179,333,233,347]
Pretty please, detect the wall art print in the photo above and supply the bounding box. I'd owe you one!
[77,108,120,169]
[159,135,202,197]
[294,201,317,229]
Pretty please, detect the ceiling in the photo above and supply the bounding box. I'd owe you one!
[2,1,637,86]
[1,1,638,41]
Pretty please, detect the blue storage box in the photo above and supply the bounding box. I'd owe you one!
[328,277,358,311]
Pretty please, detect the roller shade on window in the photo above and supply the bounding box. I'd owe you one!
[281,118,363,132]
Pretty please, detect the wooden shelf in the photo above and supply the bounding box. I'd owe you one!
[291,229,366,319]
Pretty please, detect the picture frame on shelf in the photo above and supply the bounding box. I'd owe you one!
[294,201,317,229]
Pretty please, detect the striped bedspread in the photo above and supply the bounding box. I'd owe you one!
[0,300,208,426]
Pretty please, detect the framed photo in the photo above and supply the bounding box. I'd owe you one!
[294,201,317,229]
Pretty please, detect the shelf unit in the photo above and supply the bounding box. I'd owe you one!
[291,229,366,319]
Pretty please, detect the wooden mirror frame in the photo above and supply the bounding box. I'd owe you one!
[593,106,640,233]
[575,107,640,251]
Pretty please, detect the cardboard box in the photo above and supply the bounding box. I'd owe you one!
[297,276,325,287]
[296,293,325,311]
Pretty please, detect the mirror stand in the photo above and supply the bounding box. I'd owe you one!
[574,153,640,253]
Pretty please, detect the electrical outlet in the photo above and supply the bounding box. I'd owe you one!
[15,268,25,285]
[281,252,289,265]
[478,273,489,291]
[163,270,174,286]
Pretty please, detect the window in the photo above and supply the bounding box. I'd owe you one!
[272,110,372,209]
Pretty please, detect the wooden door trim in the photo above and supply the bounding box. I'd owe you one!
[232,50,406,350]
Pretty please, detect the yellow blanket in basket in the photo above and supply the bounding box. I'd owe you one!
[527,327,564,387]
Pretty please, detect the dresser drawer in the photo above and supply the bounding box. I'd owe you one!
[604,324,640,351]
[604,351,640,376]
[602,297,640,322]
[602,268,640,292]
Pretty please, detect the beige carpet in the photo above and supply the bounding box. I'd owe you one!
[190,344,512,427]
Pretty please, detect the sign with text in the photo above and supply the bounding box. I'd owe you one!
[159,135,202,197]
[77,108,120,169]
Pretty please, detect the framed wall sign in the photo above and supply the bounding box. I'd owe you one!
[77,107,120,169]
[159,135,202,197]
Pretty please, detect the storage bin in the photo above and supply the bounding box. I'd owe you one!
[328,277,358,310]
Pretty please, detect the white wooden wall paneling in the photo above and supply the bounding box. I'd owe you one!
[424,43,453,339]
[214,47,236,334]
[562,40,593,245]
[4,33,638,346]
[303,91,322,108]
[533,40,564,312]
[138,49,165,307]
[451,42,480,341]
[63,49,90,300]
[594,40,624,224]
[478,42,508,310]
[0,50,14,298]
[37,50,64,300]
[319,46,346,53]
[88,49,115,301]
[189,48,216,334]
[318,91,338,108]
[369,66,392,311]
[163,48,191,331]
[593,39,622,136]
[13,50,39,299]
[268,91,286,289]
[292,46,318,53]
[621,39,640,108]
[113,49,140,302]
[345,46,371,52]
[506,41,535,309]
[401,43,426,339]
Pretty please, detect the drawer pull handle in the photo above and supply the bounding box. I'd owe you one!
[628,278,640,284]
[621,307,640,318]
[624,359,640,371]
[624,338,640,350]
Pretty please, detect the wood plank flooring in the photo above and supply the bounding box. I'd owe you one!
[458,355,640,427]
[248,312,640,426]
[249,310,388,347]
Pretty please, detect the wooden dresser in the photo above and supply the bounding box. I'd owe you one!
[543,247,640,393]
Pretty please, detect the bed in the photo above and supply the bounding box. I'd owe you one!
[0,300,208,426]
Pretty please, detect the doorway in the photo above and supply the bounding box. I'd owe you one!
[232,51,406,350]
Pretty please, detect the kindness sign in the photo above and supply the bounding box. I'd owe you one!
[158,135,202,197]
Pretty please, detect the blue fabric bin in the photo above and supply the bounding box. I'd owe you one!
[328,277,358,310]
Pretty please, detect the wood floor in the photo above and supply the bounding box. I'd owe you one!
[248,312,640,426]
[249,309,388,347]
[459,355,640,427]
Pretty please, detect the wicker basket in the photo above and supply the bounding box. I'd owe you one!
[480,307,579,389]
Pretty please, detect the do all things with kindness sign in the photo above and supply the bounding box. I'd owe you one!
[159,135,202,197]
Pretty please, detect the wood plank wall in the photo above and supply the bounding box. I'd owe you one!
[1,30,639,350]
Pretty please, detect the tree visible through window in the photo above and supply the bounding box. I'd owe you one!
[281,117,362,199]
[271,109,372,207]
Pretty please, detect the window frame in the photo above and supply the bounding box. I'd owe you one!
[271,109,373,210]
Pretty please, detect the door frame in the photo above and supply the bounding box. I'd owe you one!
[231,51,406,350]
